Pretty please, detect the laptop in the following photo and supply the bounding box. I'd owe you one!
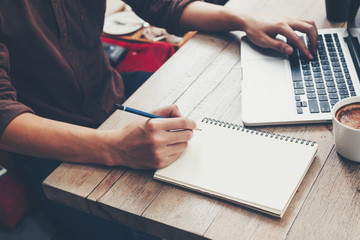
[241,27,360,126]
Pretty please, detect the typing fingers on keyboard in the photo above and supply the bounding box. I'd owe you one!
[290,19,318,56]
[278,24,313,59]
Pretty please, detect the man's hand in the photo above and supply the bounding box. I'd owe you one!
[103,105,196,169]
[180,2,318,59]
[241,11,318,59]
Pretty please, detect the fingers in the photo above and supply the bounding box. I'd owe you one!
[147,117,197,132]
[151,104,182,118]
[252,33,294,55]
[268,19,316,59]
[289,19,318,56]
[246,15,318,59]
[278,23,314,59]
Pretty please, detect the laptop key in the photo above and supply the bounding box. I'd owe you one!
[334,72,343,78]
[289,53,302,81]
[325,76,334,81]
[314,72,323,78]
[302,101,308,107]
[319,101,331,113]
[320,55,328,60]
[339,89,349,95]
[317,89,327,95]
[329,93,339,99]
[305,81,314,87]
[349,86,355,91]
[351,91,357,96]
[337,83,347,89]
[312,67,321,72]
[302,65,310,70]
[340,95,350,99]
[306,87,315,93]
[297,107,303,114]
[307,93,317,99]
[304,76,313,81]
[303,70,312,76]
[323,71,332,76]
[321,60,330,65]
[336,78,345,83]
[308,99,320,113]
[316,83,325,89]
[318,95,328,101]
[295,96,301,101]
[293,82,304,89]
[322,65,331,70]
[296,102,302,107]
[330,99,339,106]
[327,87,337,93]
[311,61,320,67]
[326,81,335,87]
[295,89,305,95]
[315,78,324,83]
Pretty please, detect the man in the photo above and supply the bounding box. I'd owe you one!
[0,0,317,238]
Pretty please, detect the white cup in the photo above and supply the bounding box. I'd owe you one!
[332,96,360,163]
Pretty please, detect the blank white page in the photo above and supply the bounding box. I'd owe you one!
[154,119,318,217]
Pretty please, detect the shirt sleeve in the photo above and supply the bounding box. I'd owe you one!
[0,42,34,137]
[124,0,202,36]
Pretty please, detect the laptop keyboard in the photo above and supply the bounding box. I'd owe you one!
[288,33,356,114]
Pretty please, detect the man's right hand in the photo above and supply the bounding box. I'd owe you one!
[101,105,196,169]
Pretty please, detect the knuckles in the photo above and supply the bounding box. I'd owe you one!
[145,120,159,132]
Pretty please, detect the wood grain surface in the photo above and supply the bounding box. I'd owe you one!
[43,0,360,239]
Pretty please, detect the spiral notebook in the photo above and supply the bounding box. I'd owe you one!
[154,118,318,218]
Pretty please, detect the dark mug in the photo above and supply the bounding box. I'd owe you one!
[325,0,351,22]
[348,0,360,23]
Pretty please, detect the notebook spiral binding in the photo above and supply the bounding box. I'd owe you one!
[202,117,316,146]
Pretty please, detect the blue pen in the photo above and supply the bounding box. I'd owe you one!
[115,104,164,119]
[114,104,201,131]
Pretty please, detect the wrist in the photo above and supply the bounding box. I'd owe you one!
[226,9,251,32]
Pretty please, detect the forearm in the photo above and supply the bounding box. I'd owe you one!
[180,1,246,33]
[0,105,197,169]
[0,113,113,165]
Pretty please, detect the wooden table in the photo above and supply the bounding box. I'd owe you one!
[43,0,360,239]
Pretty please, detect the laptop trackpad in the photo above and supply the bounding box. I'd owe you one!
[242,57,294,125]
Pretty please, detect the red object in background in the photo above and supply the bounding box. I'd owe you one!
[101,37,175,73]
[0,152,30,229]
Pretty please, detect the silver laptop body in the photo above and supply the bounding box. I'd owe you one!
[241,28,360,126]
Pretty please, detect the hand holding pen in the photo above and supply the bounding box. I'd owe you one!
[114,104,201,131]
[112,104,197,169]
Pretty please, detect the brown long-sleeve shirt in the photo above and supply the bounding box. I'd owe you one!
[0,0,197,137]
